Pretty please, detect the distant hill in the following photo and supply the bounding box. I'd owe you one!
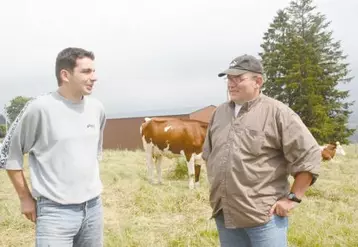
[348,126,358,143]
[348,133,358,143]
[348,106,358,143]
[0,114,6,125]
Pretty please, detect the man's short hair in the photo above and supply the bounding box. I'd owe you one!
[55,47,95,86]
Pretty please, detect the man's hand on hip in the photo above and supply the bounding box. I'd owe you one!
[269,198,297,217]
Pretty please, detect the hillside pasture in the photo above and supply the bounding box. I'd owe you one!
[0,144,357,246]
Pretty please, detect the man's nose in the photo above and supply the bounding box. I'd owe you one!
[228,83,236,89]
[91,72,97,82]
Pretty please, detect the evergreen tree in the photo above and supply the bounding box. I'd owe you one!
[259,0,355,144]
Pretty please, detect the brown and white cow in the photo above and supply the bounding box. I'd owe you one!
[320,141,346,161]
[140,117,208,189]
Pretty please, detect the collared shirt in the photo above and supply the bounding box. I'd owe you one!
[202,93,321,228]
[234,103,242,117]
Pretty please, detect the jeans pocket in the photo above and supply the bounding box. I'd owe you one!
[36,197,61,218]
[272,214,289,228]
[36,197,44,217]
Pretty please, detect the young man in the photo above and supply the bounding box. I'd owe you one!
[202,54,321,247]
[0,47,106,246]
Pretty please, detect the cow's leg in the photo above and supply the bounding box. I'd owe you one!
[187,154,195,189]
[144,142,154,184]
[194,163,201,188]
[155,155,163,184]
[193,154,203,188]
[142,136,155,184]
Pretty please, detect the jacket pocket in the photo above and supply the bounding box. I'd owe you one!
[235,127,265,156]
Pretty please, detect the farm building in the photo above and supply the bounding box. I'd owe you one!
[103,105,216,150]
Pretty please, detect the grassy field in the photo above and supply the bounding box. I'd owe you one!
[0,144,357,247]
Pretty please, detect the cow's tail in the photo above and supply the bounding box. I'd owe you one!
[140,117,152,135]
[140,118,152,152]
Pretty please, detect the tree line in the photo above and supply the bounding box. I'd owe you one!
[0,96,33,138]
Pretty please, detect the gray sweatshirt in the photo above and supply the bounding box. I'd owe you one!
[0,91,106,204]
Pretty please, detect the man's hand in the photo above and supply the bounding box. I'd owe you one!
[6,170,36,223]
[269,198,297,217]
[20,196,37,223]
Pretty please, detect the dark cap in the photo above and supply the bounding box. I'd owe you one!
[218,54,263,77]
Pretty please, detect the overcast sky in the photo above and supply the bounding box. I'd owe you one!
[0,0,357,121]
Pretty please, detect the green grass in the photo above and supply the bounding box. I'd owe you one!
[0,144,357,246]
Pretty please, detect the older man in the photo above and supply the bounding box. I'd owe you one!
[202,54,321,247]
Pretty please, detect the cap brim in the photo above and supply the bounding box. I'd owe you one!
[218,69,248,77]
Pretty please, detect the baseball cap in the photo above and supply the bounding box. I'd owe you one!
[218,54,263,77]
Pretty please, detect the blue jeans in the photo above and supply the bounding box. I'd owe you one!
[35,195,104,247]
[215,210,288,247]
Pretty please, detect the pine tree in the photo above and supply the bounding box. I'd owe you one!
[259,0,355,144]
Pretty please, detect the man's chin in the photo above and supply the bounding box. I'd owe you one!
[82,90,92,96]
[230,97,245,104]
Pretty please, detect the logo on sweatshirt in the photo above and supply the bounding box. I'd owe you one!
[87,124,95,129]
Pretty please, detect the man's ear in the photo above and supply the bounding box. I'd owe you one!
[60,69,71,84]
[255,75,263,88]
